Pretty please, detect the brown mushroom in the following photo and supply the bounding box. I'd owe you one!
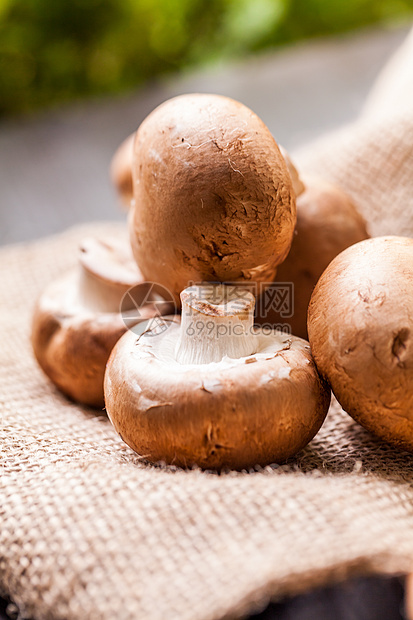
[110,137,304,210]
[104,283,330,469]
[32,235,175,407]
[255,178,369,339]
[110,133,135,208]
[129,94,296,304]
[308,236,413,452]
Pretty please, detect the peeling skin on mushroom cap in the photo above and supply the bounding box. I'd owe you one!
[32,235,174,408]
[129,94,296,304]
[104,284,330,470]
[308,236,413,452]
[256,178,369,339]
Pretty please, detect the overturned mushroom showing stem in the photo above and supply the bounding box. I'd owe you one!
[308,236,413,452]
[255,178,369,339]
[104,283,330,470]
[110,133,135,209]
[32,235,174,407]
[129,94,296,304]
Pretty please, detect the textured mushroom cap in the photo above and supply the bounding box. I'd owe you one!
[130,94,296,304]
[256,178,369,338]
[80,236,139,286]
[104,323,330,469]
[110,133,135,208]
[32,236,174,407]
[308,236,413,452]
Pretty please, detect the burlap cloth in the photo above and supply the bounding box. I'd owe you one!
[1,28,413,620]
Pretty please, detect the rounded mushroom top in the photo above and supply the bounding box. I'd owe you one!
[130,93,296,302]
[110,133,135,208]
[307,236,413,450]
[308,235,413,342]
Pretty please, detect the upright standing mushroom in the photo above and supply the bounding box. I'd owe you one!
[129,94,296,303]
[104,283,330,469]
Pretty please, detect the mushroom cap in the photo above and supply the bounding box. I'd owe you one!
[104,322,330,469]
[255,178,369,339]
[32,236,174,407]
[129,94,296,304]
[308,235,413,452]
[110,133,135,208]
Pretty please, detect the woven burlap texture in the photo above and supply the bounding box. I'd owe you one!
[1,28,413,620]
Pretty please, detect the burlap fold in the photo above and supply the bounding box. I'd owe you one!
[1,27,413,620]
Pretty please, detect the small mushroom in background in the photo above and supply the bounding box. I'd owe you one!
[32,236,175,407]
[129,93,297,305]
[104,283,330,470]
[279,145,306,198]
[255,178,369,339]
[308,236,413,452]
[110,132,135,209]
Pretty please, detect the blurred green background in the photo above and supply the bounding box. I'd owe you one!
[1,0,412,117]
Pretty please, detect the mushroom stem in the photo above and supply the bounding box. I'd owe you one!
[76,237,144,313]
[175,284,257,365]
[77,267,126,313]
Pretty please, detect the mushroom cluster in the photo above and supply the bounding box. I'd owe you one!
[106,93,334,468]
[35,91,402,469]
